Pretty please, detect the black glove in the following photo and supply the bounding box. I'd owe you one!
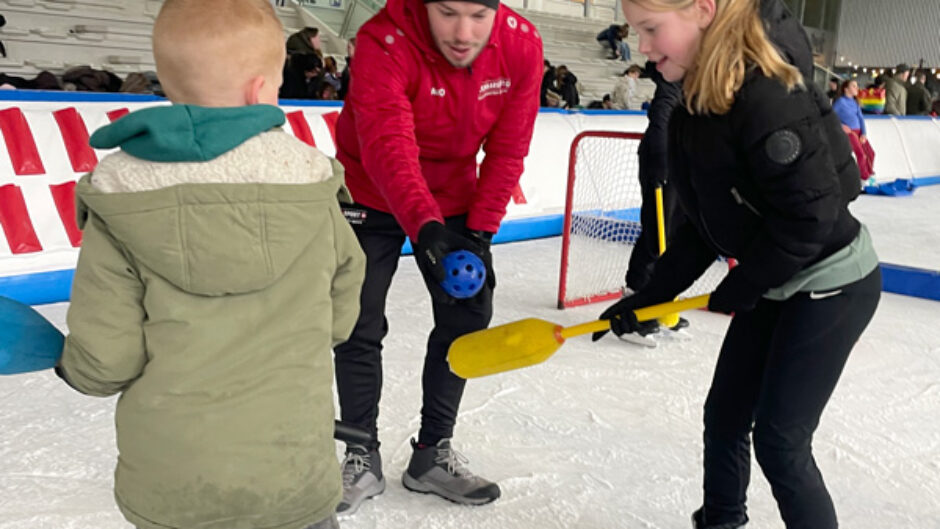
[708,267,765,315]
[414,221,482,304]
[592,293,658,341]
[465,229,496,290]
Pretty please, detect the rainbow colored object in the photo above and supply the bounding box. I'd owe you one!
[858,87,886,114]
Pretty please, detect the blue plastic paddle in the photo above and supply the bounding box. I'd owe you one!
[0,296,65,375]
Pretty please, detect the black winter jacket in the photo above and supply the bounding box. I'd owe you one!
[638,72,862,305]
[638,61,682,186]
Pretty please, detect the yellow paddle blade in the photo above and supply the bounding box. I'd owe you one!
[448,295,710,379]
[447,318,565,379]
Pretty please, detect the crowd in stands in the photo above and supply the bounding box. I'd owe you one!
[828,62,940,184]
[0,67,162,94]
[0,22,351,101]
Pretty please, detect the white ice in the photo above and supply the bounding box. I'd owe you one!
[1,190,939,529]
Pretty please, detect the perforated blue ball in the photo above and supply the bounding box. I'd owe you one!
[440,250,486,299]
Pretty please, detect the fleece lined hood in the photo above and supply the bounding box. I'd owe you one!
[90,104,286,162]
[80,104,349,297]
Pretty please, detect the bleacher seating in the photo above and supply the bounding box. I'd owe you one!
[0,0,645,105]
[0,0,345,87]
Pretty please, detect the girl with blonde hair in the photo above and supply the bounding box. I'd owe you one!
[593,1,881,528]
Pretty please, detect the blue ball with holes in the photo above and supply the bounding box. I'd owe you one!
[440,250,486,299]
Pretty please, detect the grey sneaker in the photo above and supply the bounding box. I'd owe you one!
[336,445,385,516]
[401,438,500,505]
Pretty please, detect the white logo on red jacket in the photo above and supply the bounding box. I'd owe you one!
[431,87,446,97]
[478,78,511,100]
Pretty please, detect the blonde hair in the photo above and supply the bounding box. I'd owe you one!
[153,0,285,105]
[629,0,802,115]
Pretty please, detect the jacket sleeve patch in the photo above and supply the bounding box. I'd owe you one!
[764,129,802,165]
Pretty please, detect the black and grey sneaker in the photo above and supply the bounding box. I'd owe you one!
[401,438,500,505]
[336,445,385,516]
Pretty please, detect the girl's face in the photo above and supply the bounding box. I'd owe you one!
[845,81,858,98]
[623,0,714,82]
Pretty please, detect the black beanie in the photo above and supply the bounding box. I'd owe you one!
[424,0,499,10]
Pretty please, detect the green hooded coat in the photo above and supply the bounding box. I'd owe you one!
[58,104,365,529]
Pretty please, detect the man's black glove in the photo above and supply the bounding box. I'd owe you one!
[592,293,659,341]
[414,221,482,304]
[465,229,496,290]
[708,267,765,315]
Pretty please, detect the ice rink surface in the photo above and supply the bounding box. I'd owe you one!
[1,190,939,529]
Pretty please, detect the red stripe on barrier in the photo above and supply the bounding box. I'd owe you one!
[286,111,316,147]
[107,108,130,122]
[53,107,98,173]
[321,111,339,147]
[0,185,42,254]
[49,182,82,247]
[0,108,46,175]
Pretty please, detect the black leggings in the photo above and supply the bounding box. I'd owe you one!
[334,205,493,450]
[700,267,881,528]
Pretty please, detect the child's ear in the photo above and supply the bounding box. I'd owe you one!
[694,0,716,28]
[245,75,267,105]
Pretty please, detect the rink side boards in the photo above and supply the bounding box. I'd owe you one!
[0,92,939,304]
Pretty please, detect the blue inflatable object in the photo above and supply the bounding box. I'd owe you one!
[0,296,65,375]
[863,178,917,196]
[440,250,486,299]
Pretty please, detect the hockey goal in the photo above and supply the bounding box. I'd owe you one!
[557,131,729,309]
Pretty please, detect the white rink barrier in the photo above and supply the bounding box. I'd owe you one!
[1,93,939,304]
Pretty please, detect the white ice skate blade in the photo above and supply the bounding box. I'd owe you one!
[617,332,659,348]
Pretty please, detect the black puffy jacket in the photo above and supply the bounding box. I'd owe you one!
[639,71,862,304]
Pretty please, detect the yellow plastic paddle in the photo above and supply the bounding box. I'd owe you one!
[448,294,710,379]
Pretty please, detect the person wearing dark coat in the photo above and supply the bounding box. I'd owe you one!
[599,1,881,528]
[554,65,579,108]
[279,52,324,99]
[540,59,556,107]
[906,71,932,115]
[625,60,683,297]
[338,37,355,100]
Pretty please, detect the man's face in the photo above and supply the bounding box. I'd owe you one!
[426,1,496,68]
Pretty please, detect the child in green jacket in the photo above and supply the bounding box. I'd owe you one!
[55,1,365,528]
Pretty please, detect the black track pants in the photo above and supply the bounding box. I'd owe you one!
[700,267,881,529]
[333,205,493,450]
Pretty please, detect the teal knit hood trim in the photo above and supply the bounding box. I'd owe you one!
[89,104,286,162]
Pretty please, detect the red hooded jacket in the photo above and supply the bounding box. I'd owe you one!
[335,0,543,240]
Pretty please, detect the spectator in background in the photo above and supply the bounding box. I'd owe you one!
[554,64,579,109]
[610,64,643,110]
[595,23,630,61]
[826,76,840,102]
[339,37,355,100]
[540,59,556,107]
[119,72,153,93]
[320,83,338,100]
[323,56,342,91]
[279,52,323,99]
[906,70,932,115]
[884,63,910,115]
[286,26,322,57]
[833,79,875,182]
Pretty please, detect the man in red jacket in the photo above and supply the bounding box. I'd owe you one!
[332,0,542,514]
